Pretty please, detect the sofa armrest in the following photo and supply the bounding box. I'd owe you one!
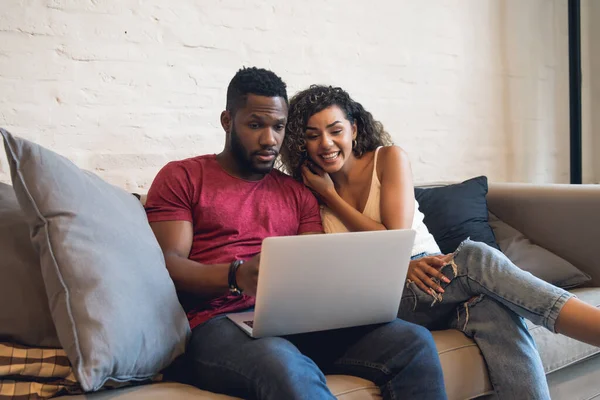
[487,183,600,286]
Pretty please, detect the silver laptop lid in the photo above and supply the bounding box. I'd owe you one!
[251,229,416,337]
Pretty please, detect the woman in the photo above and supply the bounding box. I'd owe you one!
[279,85,600,400]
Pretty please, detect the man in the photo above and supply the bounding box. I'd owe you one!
[145,67,447,400]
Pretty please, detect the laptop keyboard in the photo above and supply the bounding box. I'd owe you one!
[244,320,254,328]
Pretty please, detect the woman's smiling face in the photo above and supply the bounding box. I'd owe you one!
[304,105,357,174]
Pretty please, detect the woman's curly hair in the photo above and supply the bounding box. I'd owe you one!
[280,85,393,181]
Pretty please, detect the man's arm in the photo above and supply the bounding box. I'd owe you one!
[150,220,229,297]
[150,220,260,297]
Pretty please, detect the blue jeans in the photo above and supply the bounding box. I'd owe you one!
[185,315,447,400]
[399,239,574,400]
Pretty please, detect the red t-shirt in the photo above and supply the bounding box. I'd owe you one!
[145,154,323,329]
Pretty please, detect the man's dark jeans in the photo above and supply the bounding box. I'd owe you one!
[182,315,447,400]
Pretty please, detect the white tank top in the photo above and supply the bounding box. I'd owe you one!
[321,147,441,257]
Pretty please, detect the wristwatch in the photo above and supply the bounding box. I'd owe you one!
[228,260,244,296]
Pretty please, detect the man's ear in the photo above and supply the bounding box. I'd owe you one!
[220,110,232,133]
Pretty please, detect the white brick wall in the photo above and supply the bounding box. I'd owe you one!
[0,0,573,191]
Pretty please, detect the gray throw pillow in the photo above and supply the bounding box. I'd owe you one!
[489,212,591,289]
[1,129,191,392]
[0,182,59,347]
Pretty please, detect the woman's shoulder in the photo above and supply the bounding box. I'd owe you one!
[376,145,411,176]
[377,144,409,159]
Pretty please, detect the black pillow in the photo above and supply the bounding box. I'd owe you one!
[414,176,500,254]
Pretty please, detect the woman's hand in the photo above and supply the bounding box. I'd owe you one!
[300,161,336,202]
[408,255,452,295]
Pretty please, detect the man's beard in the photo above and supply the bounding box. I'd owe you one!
[230,126,276,175]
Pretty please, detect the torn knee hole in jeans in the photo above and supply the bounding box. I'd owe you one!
[444,259,459,278]
[426,258,459,307]
[456,294,485,331]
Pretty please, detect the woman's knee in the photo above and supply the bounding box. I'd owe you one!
[454,239,499,260]
[448,239,499,276]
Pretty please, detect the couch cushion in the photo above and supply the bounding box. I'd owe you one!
[415,176,500,254]
[53,382,241,400]
[489,212,591,289]
[52,378,380,400]
[0,183,59,347]
[432,329,494,399]
[325,375,379,399]
[0,340,152,399]
[1,128,191,392]
[546,352,600,400]
[528,287,600,374]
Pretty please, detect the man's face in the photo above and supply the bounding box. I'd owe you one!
[227,94,288,175]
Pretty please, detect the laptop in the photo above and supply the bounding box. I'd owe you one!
[227,229,416,338]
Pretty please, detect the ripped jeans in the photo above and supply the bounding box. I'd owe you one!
[398,239,574,400]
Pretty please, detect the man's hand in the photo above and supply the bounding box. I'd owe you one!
[236,253,260,296]
[408,255,452,295]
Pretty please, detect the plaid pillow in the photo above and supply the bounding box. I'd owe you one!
[0,342,81,399]
[0,342,161,399]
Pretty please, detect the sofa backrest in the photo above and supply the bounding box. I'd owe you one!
[488,183,600,286]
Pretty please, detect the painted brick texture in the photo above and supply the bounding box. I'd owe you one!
[0,0,573,191]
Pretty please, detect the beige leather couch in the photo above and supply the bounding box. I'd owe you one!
[59,183,600,400]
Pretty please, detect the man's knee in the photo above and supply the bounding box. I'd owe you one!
[189,335,324,393]
[387,320,439,356]
[252,337,303,363]
[246,337,324,377]
[187,321,306,374]
[389,319,434,339]
[242,337,329,396]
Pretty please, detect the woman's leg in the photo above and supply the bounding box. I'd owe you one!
[400,239,568,332]
[555,298,600,346]
[397,239,600,399]
[399,282,551,399]
[443,239,600,344]
[445,239,570,329]
[450,296,551,400]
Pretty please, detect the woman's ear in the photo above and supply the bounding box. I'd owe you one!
[220,110,232,133]
[352,121,358,140]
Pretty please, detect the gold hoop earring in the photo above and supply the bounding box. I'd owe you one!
[352,139,357,149]
[298,143,306,153]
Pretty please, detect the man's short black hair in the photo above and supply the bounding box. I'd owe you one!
[226,67,288,114]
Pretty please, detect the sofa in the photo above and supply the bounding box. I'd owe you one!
[50,182,600,400]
